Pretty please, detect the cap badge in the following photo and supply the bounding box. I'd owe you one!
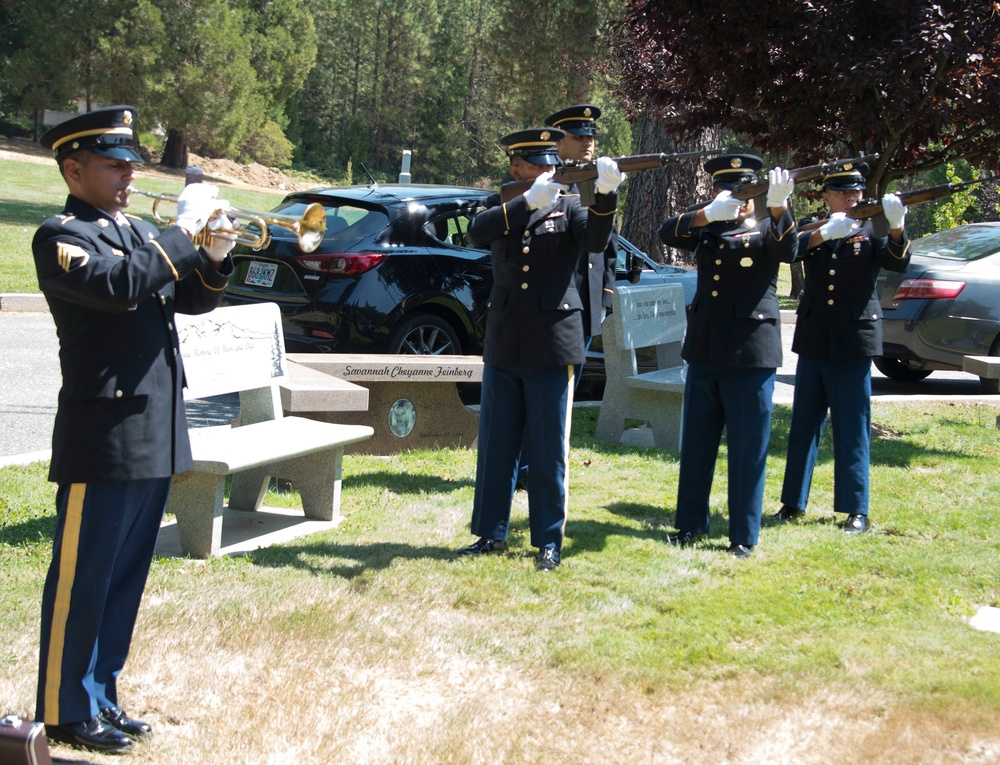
[843,163,853,170]
[540,131,550,141]
[731,158,742,168]
[583,108,592,117]
[122,112,133,126]
[72,141,79,150]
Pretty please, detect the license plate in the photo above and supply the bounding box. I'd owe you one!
[245,261,278,288]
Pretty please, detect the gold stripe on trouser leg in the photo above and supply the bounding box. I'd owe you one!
[44,482,87,723]
[561,365,574,536]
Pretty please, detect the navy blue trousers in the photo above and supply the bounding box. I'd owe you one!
[472,364,574,550]
[674,363,775,546]
[36,477,170,725]
[781,356,872,516]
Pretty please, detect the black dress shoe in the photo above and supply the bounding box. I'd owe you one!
[46,716,134,754]
[774,504,805,521]
[458,537,509,555]
[667,530,703,547]
[100,705,153,740]
[535,547,560,571]
[727,543,753,558]
[843,514,870,534]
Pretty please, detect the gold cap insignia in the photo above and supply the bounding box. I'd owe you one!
[56,242,90,272]
[72,141,79,150]
[122,111,133,126]
[731,158,742,168]
[843,163,854,170]
[540,131,550,141]
[583,108,592,117]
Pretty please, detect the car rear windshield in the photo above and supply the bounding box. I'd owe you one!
[273,200,390,247]
[911,224,1000,261]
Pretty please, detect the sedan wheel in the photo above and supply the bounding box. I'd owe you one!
[873,356,933,382]
[388,312,461,355]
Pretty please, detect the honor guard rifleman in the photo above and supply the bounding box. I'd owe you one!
[458,128,622,571]
[659,154,798,557]
[33,105,237,754]
[776,163,910,534]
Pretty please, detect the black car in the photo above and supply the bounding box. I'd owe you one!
[223,183,696,360]
[876,222,1000,392]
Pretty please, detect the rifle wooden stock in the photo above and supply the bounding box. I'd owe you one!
[685,154,881,212]
[499,148,723,206]
[799,174,1000,232]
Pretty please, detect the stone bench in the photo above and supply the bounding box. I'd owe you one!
[962,355,1000,380]
[157,302,373,558]
[595,283,688,451]
[285,353,484,454]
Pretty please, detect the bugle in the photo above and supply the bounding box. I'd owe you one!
[126,187,327,253]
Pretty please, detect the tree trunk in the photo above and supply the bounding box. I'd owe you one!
[161,129,189,169]
[620,106,719,267]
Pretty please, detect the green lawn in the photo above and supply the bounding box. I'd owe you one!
[2,403,999,763]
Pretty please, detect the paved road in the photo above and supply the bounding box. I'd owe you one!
[2,307,998,463]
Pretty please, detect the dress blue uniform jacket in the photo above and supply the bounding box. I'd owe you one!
[792,220,911,361]
[33,194,233,483]
[659,208,799,366]
[469,191,618,367]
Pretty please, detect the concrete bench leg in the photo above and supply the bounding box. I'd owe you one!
[272,449,344,522]
[595,385,628,444]
[647,392,684,451]
[228,469,270,512]
[166,470,226,558]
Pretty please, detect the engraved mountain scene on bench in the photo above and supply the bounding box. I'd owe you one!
[176,303,287,400]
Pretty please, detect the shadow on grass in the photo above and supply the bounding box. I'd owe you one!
[246,538,457,577]
[0,198,60,228]
[347,469,474,494]
[0,514,56,547]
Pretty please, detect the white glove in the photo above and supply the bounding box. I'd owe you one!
[703,190,743,223]
[202,209,239,263]
[176,183,221,236]
[595,156,626,195]
[819,211,862,241]
[765,167,795,208]
[523,170,566,210]
[882,193,907,229]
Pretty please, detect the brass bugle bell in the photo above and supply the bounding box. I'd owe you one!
[126,187,327,253]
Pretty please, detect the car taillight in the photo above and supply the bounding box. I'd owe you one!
[891,279,966,300]
[294,251,388,275]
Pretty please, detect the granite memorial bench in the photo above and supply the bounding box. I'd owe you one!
[158,302,373,558]
[285,353,484,454]
[595,282,688,451]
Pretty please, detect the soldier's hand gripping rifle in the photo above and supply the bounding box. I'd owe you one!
[684,154,881,212]
[500,149,724,208]
[799,174,1000,231]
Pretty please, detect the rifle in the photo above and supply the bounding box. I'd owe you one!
[499,149,724,208]
[684,154,881,212]
[800,174,1000,231]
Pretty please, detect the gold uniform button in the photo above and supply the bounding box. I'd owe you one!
[522,246,530,254]
[715,259,722,265]
[718,243,725,249]
[829,270,836,276]
[713,274,720,281]
[828,284,835,291]
[167,321,174,330]
[711,290,719,297]
[521,283,528,290]
[828,299,835,305]
[832,254,838,260]
[743,240,750,248]
[115,390,123,398]
[522,265,529,272]
[523,231,530,239]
